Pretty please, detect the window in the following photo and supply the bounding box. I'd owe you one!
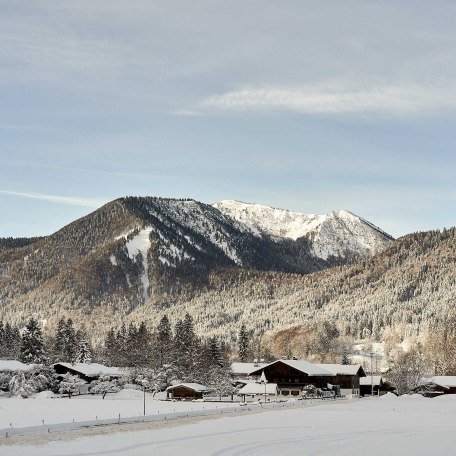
[282,390,290,396]
[291,390,299,396]
[295,379,299,383]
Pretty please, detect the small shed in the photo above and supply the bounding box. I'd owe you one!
[166,383,208,400]
[238,382,278,402]
[53,363,123,383]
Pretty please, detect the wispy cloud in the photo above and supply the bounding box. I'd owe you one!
[186,81,456,117]
[0,190,105,208]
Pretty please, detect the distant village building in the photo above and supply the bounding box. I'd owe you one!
[415,376,456,397]
[359,375,392,396]
[238,382,278,402]
[232,359,365,398]
[316,364,366,397]
[166,383,208,400]
[53,363,123,383]
[230,362,266,382]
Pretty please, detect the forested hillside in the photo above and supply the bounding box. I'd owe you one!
[1,197,453,351]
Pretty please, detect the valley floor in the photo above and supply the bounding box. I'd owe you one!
[1,393,456,455]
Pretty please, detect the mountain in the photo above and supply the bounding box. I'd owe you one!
[0,196,398,342]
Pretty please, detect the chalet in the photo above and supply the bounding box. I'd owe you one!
[238,382,278,402]
[415,376,456,397]
[166,383,208,400]
[53,363,123,383]
[316,364,366,397]
[359,375,391,396]
[230,362,266,382]
[249,359,335,397]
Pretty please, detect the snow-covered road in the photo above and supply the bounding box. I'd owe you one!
[2,394,456,455]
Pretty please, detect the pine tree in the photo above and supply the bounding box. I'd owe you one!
[238,324,249,362]
[104,328,117,366]
[209,336,224,367]
[20,318,46,364]
[156,315,172,367]
[75,334,92,363]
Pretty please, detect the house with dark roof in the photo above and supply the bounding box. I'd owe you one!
[53,363,123,383]
[248,359,335,397]
[316,364,366,397]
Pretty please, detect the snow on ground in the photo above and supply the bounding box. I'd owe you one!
[2,395,456,455]
[0,390,236,429]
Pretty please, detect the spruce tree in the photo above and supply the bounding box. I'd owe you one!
[20,318,46,364]
[238,324,249,362]
[104,328,117,366]
[156,315,172,367]
[75,334,92,363]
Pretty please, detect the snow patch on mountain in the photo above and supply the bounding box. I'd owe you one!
[124,227,153,301]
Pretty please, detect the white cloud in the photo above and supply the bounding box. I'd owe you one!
[0,190,105,208]
[191,81,456,117]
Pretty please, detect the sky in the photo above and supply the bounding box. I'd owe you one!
[1,0,455,238]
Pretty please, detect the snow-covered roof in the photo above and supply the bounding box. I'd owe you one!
[316,364,366,377]
[238,382,278,395]
[426,376,456,388]
[0,360,33,372]
[54,363,123,378]
[360,375,383,386]
[249,359,334,377]
[166,383,208,392]
[230,362,266,375]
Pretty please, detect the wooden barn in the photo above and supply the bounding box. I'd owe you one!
[360,375,392,396]
[166,383,208,400]
[53,363,123,383]
[249,359,335,397]
[415,376,456,397]
[316,364,366,397]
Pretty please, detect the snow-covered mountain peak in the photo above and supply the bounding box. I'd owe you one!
[213,200,327,240]
[213,200,394,260]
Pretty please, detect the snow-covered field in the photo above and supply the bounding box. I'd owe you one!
[0,389,237,429]
[1,393,456,455]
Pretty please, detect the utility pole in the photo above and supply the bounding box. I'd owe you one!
[370,352,374,397]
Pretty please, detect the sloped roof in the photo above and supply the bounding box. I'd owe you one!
[54,363,123,377]
[0,360,33,372]
[249,359,334,377]
[238,382,278,395]
[230,362,266,375]
[360,375,383,386]
[316,364,366,377]
[166,383,208,392]
[427,376,456,388]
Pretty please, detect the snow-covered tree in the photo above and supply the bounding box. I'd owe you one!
[58,373,86,398]
[75,335,92,364]
[9,372,37,398]
[89,375,120,399]
[208,366,233,400]
[20,318,46,364]
[388,349,429,395]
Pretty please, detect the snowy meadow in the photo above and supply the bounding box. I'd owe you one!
[1,394,456,455]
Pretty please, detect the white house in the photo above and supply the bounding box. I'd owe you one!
[238,382,278,402]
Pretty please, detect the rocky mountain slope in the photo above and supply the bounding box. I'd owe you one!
[0,195,416,343]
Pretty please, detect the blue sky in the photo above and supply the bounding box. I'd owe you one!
[1,1,455,238]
